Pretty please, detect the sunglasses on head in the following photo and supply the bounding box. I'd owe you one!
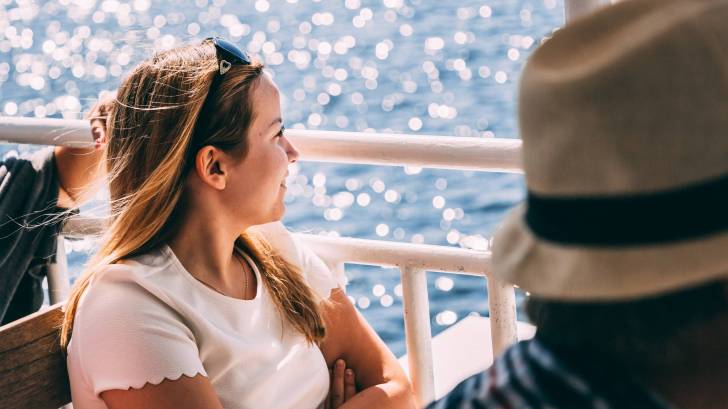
[184,37,253,172]
[207,36,252,75]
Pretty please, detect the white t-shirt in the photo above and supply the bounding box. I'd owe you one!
[67,223,346,409]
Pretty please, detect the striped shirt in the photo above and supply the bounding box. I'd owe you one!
[427,338,672,409]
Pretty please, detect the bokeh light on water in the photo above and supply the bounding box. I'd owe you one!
[0,0,564,355]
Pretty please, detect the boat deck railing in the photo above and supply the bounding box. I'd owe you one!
[1,118,521,406]
[0,1,612,406]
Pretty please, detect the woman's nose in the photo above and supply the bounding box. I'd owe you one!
[286,139,300,163]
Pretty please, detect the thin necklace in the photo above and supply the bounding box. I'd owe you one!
[239,252,249,298]
[198,252,250,299]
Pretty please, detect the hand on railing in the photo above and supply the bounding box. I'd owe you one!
[55,94,115,208]
[86,93,115,149]
[324,358,357,409]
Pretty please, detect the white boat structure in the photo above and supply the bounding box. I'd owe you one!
[0,1,612,407]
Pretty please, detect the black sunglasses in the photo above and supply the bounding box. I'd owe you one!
[207,36,252,75]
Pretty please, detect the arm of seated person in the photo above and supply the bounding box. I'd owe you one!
[55,145,103,208]
[319,288,416,409]
[55,97,111,208]
[101,374,224,409]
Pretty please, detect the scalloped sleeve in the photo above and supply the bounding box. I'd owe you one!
[251,222,347,300]
[69,266,207,396]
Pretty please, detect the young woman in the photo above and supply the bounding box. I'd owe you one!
[61,37,414,409]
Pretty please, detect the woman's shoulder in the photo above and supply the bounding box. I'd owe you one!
[250,221,347,299]
[92,246,169,283]
[68,249,206,399]
[77,247,187,323]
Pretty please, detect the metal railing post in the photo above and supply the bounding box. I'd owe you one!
[486,277,518,358]
[400,266,435,407]
[47,236,71,304]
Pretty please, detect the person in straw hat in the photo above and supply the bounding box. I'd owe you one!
[428,0,728,408]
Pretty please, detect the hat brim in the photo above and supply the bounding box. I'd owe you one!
[491,204,728,301]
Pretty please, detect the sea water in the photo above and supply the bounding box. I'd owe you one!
[0,0,564,356]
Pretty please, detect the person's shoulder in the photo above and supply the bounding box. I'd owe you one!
[427,341,541,409]
[93,247,177,285]
[426,370,495,409]
[250,221,347,299]
[68,251,207,399]
[29,147,55,171]
[249,221,303,265]
[0,147,54,173]
[77,248,182,319]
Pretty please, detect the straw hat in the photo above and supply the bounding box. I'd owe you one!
[491,0,728,300]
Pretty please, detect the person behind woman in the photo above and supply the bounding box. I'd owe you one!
[60,38,414,409]
[427,0,728,408]
[0,98,109,325]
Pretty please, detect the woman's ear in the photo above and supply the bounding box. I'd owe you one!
[195,146,226,190]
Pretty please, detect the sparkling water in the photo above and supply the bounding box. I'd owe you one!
[0,0,565,356]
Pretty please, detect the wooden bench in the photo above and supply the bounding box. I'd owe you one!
[0,304,536,408]
[0,303,71,409]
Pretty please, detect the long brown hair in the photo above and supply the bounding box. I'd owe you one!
[60,41,325,351]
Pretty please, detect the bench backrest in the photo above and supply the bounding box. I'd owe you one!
[0,303,71,409]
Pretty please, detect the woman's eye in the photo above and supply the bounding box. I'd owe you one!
[276,126,285,138]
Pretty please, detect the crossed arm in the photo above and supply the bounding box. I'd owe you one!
[55,99,109,209]
[318,288,416,409]
[101,287,415,409]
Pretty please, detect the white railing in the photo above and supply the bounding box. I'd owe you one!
[0,116,522,172]
[0,3,611,405]
[1,117,521,407]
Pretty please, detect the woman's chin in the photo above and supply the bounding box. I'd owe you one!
[268,206,286,224]
[249,194,286,226]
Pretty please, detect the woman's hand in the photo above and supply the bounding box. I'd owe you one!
[324,359,357,409]
[319,288,415,408]
[55,94,114,208]
[87,94,114,149]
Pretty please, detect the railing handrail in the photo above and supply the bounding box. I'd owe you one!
[62,217,492,277]
[0,116,523,173]
[3,116,520,407]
